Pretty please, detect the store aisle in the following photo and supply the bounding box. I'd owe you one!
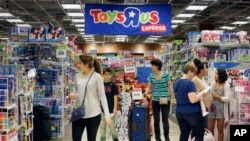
[81,119,180,141]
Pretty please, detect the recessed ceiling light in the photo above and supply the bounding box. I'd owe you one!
[72,19,85,23]
[6,19,24,23]
[219,26,236,30]
[0,12,13,17]
[172,20,186,23]
[231,21,249,25]
[172,25,178,28]
[67,13,84,17]
[78,28,85,31]
[75,24,85,27]
[62,4,81,9]
[16,24,31,27]
[176,14,195,18]
[186,5,208,11]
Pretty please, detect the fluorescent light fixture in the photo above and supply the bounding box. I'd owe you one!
[186,5,208,11]
[146,38,158,40]
[0,38,9,40]
[172,25,178,28]
[72,19,85,23]
[83,35,93,38]
[16,24,31,27]
[62,4,81,9]
[246,16,250,19]
[219,26,236,30]
[176,14,195,18]
[0,12,13,17]
[231,21,249,25]
[78,28,85,31]
[172,20,186,23]
[80,32,85,34]
[116,35,127,38]
[75,24,85,27]
[67,13,84,17]
[6,19,24,23]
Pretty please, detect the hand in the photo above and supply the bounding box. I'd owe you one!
[212,92,219,99]
[66,115,71,121]
[113,109,117,115]
[105,118,111,125]
[224,121,228,128]
[69,92,79,101]
[170,98,175,106]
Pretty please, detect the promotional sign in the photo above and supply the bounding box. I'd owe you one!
[85,4,172,35]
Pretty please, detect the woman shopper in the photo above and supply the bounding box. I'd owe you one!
[174,61,205,141]
[146,58,175,141]
[192,58,210,129]
[69,55,111,141]
[208,68,230,141]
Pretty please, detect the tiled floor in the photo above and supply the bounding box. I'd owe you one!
[82,116,180,141]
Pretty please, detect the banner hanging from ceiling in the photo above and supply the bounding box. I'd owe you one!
[85,4,172,35]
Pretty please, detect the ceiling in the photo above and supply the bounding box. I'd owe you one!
[0,0,250,44]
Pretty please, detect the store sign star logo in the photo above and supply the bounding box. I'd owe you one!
[129,10,136,18]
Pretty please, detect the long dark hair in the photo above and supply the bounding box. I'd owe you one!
[79,55,102,74]
[193,58,207,75]
[217,68,228,84]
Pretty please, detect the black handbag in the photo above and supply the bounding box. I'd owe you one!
[71,72,94,122]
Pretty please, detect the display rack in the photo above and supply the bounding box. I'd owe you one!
[6,28,77,140]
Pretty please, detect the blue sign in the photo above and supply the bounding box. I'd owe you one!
[214,62,240,69]
[85,4,172,35]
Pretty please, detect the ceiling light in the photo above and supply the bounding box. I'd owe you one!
[75,24,85,27]
[67,13,84,17]
[78,28,85,31]
[176,14,195,18]
[6,19,24,23]
[62,4,81,9]
[80,32,85,34]
[72,19,85,23]
[219,26,236,30]
[172,20,186,23]
[83,35,93,38]
[246,16,250,19]
[0,12,13,17]
[0,38,9,40]
[16,24,31,27]
[116,35,127,38]
[186,5,208,11]
[231,21,249,25]
[172,25,178,28]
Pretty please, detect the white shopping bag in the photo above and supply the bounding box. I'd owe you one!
[191,129,215,141]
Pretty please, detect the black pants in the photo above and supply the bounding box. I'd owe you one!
[152,100,170,141]
[176,111,204,141]
[72,114,101,141]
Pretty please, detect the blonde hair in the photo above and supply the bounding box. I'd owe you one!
[183,61,197,74]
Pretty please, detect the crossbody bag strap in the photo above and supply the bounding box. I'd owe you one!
[82,72,94,105]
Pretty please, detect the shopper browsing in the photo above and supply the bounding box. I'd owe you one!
[208,68,230,141]
[174,61,206,141]
[69,55,111,141]
[146,58,175,141]
[192,58,211,128]
[100,67,119,141]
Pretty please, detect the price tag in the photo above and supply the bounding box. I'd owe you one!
[124,65,135,73]
[235,86,244,92]
[56,49,67,58]
[132,90,143,100]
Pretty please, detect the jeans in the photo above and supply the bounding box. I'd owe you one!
[176,111,204,141]
[72,114,101,141]
[100,113,118,141]
[152,100,170,141]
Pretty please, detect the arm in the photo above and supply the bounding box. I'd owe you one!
[188,92,203,103]
[113,95,118,114]
[145,82,152,94]
[167,80,175,103]
[213,83,230,102]
[96,76,110,118]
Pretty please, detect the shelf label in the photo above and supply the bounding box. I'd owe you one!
[56,49,67,58]
[235,86,245,92]
[132,90,143,100]
[124,64,135,73]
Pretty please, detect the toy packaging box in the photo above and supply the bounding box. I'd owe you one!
[237,31,249,45]
[9,26,29,42]
[28,26,46,42]
[46,27,64,42]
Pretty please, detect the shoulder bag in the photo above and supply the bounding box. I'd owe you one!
[71,72,94,122]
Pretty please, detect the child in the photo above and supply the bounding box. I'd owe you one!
[100,67,119,141]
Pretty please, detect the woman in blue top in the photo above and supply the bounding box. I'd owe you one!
[174,61,206,141]
[146,59,175,141]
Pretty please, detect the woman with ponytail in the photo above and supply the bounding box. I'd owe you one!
[69,54,111,141]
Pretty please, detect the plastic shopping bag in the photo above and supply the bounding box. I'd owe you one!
[191,129,215,141]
